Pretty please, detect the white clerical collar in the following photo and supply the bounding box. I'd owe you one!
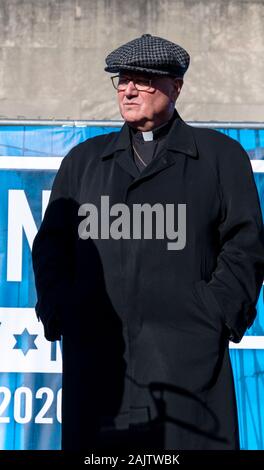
[141,118,172,141]
[131,114,175,142]
[142,131,154,141]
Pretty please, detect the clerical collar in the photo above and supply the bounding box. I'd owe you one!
[130,112,176,143]
[142,130,153,141]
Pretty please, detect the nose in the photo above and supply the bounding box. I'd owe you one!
[124,80,138,97]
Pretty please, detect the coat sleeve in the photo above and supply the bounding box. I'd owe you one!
[206,137,264,342]
[32,150,77,341]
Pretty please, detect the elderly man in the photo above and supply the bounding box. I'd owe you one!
[32,34,264,450]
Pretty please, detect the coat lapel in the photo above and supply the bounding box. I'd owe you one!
[115,148,139,179]
[100,110,198,182]
[100,121,139,179]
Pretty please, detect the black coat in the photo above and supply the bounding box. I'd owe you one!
[32,111,264,450]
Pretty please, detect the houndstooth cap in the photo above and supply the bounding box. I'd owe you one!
[105,34,190,78]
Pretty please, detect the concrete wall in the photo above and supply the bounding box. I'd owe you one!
[0,0,263,121]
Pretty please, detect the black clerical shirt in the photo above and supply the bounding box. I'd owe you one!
[130,112,176,173]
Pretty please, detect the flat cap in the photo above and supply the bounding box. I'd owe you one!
[105,33,190,78]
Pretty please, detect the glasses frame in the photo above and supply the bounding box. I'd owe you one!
[111,74,154,92]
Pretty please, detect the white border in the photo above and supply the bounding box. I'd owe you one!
[0,157,263,172]
[229,336,264,349]
[0,156,63,170]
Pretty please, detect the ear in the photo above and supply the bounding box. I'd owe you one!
[170,78,183,102]
[175,78,183,99]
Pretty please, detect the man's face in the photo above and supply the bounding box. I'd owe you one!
[116,72,182,131]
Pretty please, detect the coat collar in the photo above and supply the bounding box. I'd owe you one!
[100,122,131,160]
[166,110,198,158]
[100,110,198,161]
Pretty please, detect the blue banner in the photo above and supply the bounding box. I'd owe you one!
[0,123,263,449]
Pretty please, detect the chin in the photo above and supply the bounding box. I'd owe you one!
[121,110,144,126]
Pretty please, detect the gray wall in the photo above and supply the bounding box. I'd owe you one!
[0,0,263,121]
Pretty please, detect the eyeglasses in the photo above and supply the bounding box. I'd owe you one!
[111,74,155,92]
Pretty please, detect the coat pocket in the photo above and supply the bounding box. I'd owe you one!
[193,280,225,333]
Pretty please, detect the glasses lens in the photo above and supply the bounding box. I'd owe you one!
[134,78,152,91]
[111,75,154,91]
[111,76,120,89]
[118,77,130,90]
